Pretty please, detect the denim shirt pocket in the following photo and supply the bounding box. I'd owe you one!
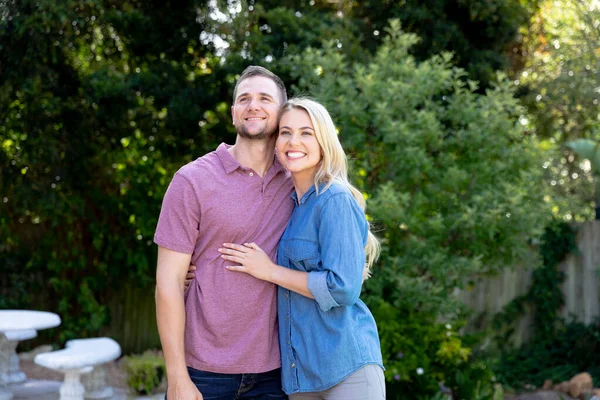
[283,239,319,272]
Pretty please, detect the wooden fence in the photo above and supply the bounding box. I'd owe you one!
[103,284,161,354]
[457,220,600,345]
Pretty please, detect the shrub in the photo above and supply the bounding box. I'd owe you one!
[288,20,549,398]
[124,350,166,395]
[495,319,600,391]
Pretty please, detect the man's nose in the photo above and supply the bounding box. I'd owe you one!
[248,97,260,110]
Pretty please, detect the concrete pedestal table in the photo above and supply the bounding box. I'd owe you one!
[0,310,61,400]
[2,329,37,383]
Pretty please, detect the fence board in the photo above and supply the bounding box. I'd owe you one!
[458,221,600,345]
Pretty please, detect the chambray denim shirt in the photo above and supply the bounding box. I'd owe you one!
[277,182,384,395]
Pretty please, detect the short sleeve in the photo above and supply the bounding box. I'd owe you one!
[154,172,201,254]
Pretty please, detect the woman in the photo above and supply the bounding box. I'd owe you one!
[218,98,385,399]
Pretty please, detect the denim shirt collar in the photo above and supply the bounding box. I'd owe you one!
[290,184,318,205]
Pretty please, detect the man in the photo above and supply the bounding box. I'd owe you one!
[154,66,294,400]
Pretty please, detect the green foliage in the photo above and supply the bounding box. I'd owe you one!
[124,350,166,395]
[373,300,498,399]
[0,0,247,344]
[288,20,549,397]
[244,0,538,87]
[345,0,539,87]
[495,319,600,390]
[516,0,600,220]
[493,220,576,346]
[493,220,580,390]
[533,220,576,339]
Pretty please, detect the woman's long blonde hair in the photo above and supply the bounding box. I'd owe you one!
[280,97,380,279]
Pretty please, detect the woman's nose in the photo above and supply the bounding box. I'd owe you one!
[289,133,301,144]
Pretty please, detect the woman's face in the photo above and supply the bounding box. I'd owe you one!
[276,108,322,179]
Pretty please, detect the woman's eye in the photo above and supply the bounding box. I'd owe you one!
[279,130,291,136]
[302,131,313,136]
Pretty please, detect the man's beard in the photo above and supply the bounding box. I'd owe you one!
[237,124,276,141]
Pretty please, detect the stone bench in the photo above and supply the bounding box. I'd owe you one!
[0,329,37,384]
[34,337,121,400]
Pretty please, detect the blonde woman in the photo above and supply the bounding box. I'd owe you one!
[218,98,385,399]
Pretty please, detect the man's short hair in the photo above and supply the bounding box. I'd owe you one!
[233,66,287,104]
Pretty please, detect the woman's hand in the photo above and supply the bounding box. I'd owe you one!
[219,242,276,282]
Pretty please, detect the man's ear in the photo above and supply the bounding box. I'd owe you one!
[231,106,235,125]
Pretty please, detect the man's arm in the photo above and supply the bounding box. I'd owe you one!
[155,246,202,400]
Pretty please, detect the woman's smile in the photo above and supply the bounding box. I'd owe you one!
[276,108,322,179]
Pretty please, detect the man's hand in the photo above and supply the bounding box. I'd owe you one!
[167,377,203,400]
[184,264,196,292]
[219,242,276,282]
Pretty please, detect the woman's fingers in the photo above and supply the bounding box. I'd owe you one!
[225,265,246,272]
[222,242,248,252]
[221,254,244,264]
[218,247,244,257]
[244,243,262,253]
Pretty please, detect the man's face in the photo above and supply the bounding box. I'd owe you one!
[231,76,282,140]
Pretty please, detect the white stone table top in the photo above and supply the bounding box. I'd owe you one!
[35,337,121,370]
[4,329,37,341]
[0,310,61,332]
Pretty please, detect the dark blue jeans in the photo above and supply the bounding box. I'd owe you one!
[166,367,288,400]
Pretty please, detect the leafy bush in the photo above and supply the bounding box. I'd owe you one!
[495,319,600,391]
[374,302,498,399]
[288,20,549,398]
[124,350,166,395]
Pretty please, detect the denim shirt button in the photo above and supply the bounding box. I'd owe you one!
[291,363,295,368]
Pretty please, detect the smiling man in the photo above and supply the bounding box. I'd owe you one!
[154,66,294,400]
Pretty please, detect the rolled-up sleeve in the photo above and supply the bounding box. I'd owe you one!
[308,192,368,312]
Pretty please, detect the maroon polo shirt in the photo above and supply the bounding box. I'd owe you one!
[154,143,294,373]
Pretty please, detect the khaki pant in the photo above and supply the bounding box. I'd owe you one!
[289,365,386,400]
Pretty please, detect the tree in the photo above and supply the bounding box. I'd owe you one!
[0,0,235,340]
[515,0,600,220]
[286,20,548,396]
[346,0,539,87]
[204,0,538,88]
